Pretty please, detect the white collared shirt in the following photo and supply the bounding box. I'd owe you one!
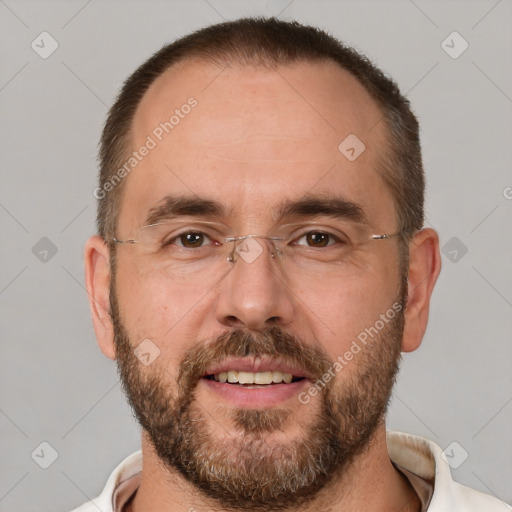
[70,431,511,512]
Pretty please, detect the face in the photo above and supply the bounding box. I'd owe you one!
[111,59,405,508]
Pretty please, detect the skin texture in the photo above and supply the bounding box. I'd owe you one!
[85,58,441,512]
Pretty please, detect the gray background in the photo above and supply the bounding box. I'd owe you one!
[1,0,511,510]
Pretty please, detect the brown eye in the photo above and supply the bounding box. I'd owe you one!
[305,232,331,247]
[177,232,207,248]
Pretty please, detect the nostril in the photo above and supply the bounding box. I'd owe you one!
[224,315,244,328]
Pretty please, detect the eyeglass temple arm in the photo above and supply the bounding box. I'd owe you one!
[111,237,138,244]
[371,231,404,241]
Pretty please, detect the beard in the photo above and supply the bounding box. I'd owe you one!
[110,279,405,511]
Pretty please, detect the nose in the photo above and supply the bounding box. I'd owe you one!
[215,237,295,331]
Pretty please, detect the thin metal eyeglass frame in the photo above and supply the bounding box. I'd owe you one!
[110,222,402,264]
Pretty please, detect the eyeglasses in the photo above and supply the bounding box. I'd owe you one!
[110,220,402,280]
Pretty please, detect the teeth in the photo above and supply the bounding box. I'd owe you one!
[213,370,294,384]
[254,371,273,385]
[272,370,283,383]
[238,371,254,384]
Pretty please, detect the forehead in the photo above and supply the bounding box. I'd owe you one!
[119,58,395,232]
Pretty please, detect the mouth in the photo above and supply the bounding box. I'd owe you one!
[199,357,311,407]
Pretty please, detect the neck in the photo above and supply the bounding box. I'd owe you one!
[126,425,420,512]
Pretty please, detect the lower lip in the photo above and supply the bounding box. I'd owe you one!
[200,378,308,408]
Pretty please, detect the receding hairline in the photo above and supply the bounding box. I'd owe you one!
[126,53,390,169]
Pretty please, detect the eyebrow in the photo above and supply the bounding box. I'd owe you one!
[275,195,369,226]
[142,194,369,228]
[144,196,228,226]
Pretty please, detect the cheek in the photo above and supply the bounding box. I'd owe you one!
[294,256,401,359]
[114,258,204,358]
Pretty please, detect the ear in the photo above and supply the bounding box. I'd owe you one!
[402,228,442,353]
[84,235,116,360]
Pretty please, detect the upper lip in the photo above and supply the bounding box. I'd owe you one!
[203,357,311,380]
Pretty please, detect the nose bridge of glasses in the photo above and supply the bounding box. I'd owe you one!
[225,234,285,263]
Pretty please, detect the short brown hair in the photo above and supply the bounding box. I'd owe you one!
[98,17,424,250]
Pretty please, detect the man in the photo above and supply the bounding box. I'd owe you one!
[76,17,509,512]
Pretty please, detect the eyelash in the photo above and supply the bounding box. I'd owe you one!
[292,231,345,247]
[162,231,216,248]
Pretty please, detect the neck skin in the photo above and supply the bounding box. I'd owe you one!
[125,424,420,512]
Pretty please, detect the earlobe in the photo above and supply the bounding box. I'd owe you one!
[401,228,442,353]
[84,235,116,360]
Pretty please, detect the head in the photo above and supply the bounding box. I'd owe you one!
[85,17,441,510]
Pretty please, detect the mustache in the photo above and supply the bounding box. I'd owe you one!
[177,327,333,392]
